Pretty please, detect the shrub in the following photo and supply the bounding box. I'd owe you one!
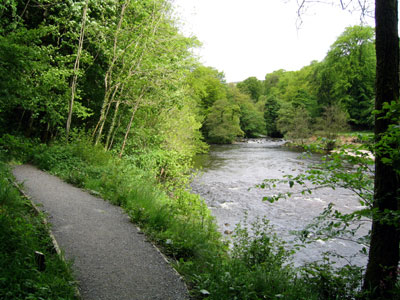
[0,134,39,163]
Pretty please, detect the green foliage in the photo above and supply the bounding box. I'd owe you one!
[205,98,244,144]
[299,255,365,300]
[314,105,350,150]
[228,84,266,138]
[189,70,267,142]
[32,138,223,260]
[237,76,264,102]
[188,66,227,111]
[261,65,319,139]
[184,217,315,300]
[317,26,375,129]
[0,0,99,140]
[374,101,400,172]
[264,95,281,137]
[0,161,77,300]
[30,138,384,299]
[238,101,266,138]
[124,149,193,188]
[90,0,204,156]
[256,26,375,140]
[159,104,209,157]
[117,95,208,177]
[277,105,312,142]
[0,134,39,163]
[264,69,290,98]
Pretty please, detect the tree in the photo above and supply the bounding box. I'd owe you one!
[187,66,228,140]
[363,0,399,297]
[316,105,349,137]
[237,76,263,102]
[263,95,281,137]
[0,0,93,140]
[276,102,312,142]
[264,69,287,96]
[227,84,266,138]
[67,0,89,141]
[205,98,243,144]
[90,0,198,154]
[319,26,376,129]
[314,104,349,150]
[293,1,399,297]
[187,65,227,111]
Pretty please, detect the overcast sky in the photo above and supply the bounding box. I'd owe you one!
[172,0,374,82]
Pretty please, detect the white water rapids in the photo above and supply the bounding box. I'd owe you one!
[191,139,370,268]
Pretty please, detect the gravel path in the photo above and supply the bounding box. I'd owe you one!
[13,164,189,300]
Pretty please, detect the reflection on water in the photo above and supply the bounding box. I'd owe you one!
[191,139,368,267]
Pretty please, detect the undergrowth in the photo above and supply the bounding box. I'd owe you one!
[0,134,374,299]
[0,155,77,300]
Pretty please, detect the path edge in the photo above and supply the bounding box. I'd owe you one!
[12,178,82,300]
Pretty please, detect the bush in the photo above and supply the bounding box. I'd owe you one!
[183,217,316,300]
[299,255,364,300]
[0,134,39,163]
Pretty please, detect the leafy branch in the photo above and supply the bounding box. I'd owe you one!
[258,145,374,249]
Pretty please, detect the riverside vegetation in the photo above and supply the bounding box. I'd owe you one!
[0,0,399,299]
[0,135,370,300]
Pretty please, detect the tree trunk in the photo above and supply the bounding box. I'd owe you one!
[119,101,139,158]
[92,0,129,145]
[105,98,122,150]
[119,89,145,158]
[108,113,122,151]
[94,83,120,145]
[362,0,400,297]
[66,0,89,141]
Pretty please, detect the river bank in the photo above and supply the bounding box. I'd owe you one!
[282,132,373,152]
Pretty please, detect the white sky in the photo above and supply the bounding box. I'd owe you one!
[172,0,374,82]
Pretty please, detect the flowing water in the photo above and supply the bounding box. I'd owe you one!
[191,139,369,267]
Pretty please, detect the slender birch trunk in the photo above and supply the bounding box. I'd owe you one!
[105,84,125,150]
[119,88,146,158]
[94,82,121,145]
[108,113,122,151]
[66,0,89,141]
[95,0,165,149]
[93,0,130,144]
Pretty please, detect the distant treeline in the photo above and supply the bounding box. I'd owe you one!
[193,25,375,143]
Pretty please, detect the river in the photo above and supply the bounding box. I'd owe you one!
[191,139,369,268]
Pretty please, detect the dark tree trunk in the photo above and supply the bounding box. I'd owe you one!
[363,0,400,298]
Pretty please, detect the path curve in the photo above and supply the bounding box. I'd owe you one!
[13,164,189,300]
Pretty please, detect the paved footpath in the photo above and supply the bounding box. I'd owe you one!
[13,164,189,300]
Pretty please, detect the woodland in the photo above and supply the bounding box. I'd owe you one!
[0,0,399,299]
